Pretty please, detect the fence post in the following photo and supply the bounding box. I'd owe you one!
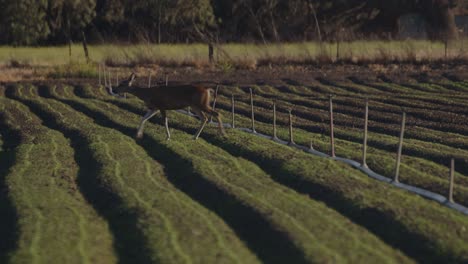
[250,88,256,133]
[362,98,369,168]
[165,73,169,86]
[231,94,235,128]
[310,139,314,150]
[445,38,448,59]
[210,85,219,123]
[103,65,107,87]
[449,158,455,203]
[108,69,112,88]
[329,95,335,157]
[273,101,277,139]
[209,43,214,64]
[98,64,101,86]
[148,72,152,88]
[288,109,295,145]
[394,112,406,183]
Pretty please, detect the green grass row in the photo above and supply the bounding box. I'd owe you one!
[7,85,258,264]
[50,84,416,263]
[82,83,468,263]
[0,96,116,264]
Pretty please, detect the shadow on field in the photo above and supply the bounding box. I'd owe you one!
[49,87,309,264]
[0,112,20,263]
[6,86,153,264]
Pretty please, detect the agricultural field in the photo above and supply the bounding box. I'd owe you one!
[1,65,468,263]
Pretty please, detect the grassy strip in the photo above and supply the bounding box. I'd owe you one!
[0,96,116,264]
[0,96,19,263]
[88,85,468,263]
[55,84,416,263]
[8,85,258,264]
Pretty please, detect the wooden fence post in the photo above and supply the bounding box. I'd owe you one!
[103,65,107,87]
[449,158,455,203]
[148,72,152,88]
[288,109,295,145]
[362,98,369,168]
[250,88,256,133]
[394,112,406,183]
[273,101,277,139]
[329,95,335,157]
[165,73,169,86]
[98,64,102,86]
[445,38,448,59]
[108,69,112,88]
[209,43,214,64]
[231,94,235,128]
[210,85,219,123]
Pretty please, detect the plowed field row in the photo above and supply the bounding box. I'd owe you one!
[1,82,468,263]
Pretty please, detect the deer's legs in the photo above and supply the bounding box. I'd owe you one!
[136,109,158,139]
[207,109,226,136]
[161,110,171,140]
[192,108,208,140]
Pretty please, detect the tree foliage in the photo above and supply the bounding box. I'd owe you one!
[0,0,465,45]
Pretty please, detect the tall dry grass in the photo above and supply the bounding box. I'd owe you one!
[1,40,467,69]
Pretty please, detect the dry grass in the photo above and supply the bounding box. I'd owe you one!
[0,40,468,74]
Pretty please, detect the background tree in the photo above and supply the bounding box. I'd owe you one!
[0,0,50,45]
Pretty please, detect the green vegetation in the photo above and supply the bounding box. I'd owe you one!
[0,96,116,263]
[71,83,468,263]
[6,85,258,264]
[50,84,414,263]
[1,76,467,263]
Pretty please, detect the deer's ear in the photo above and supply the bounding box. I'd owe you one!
[128,73,137,86]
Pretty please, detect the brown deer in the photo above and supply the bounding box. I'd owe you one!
[107,73,226,140]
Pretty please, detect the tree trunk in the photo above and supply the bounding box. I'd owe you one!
[158,1,162,44]
[309,1,322,42]
[68,17,72,62]
[269,11,280,42]
[247,6,267,45]
[81,30,90,63]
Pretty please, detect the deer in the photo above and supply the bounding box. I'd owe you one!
[107,73,226,140]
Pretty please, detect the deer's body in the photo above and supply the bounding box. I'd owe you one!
[108,73,225,140]
[130,85,211,111]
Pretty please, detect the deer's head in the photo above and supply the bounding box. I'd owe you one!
[108,73,136,97]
